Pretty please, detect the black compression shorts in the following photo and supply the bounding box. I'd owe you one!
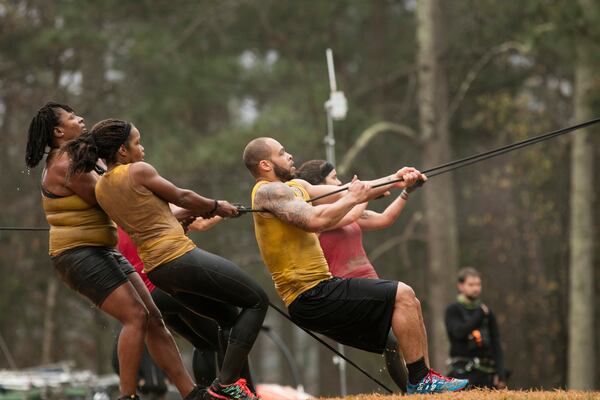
[288,277,397,354]
[52,246,135,307]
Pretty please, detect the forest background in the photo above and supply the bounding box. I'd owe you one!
[0,0,598,396]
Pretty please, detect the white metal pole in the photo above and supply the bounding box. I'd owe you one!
[325,48,346,396]
[326,48,337,92]
[324,48,337,165]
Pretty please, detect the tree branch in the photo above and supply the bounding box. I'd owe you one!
[337,121,420,175]
[448,41,529,121]
[368,211,425,265]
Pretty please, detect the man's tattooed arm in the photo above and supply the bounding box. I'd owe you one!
[254,182,316,231]
[255,181,364,232]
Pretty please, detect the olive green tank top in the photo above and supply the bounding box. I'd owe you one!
[95,163,195,272]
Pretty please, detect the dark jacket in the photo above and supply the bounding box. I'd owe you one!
[444,300,506,379]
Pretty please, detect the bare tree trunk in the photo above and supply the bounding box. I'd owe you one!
[568,4,596,386]
[41,277,58,364]
[416,0,458,368]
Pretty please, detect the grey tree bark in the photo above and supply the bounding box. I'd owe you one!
[416,0,458,368]
[41,278,58,364]
[568,0,596,388]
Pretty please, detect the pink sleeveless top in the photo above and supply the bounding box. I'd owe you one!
[117,227,155,292]
[318,222,379,279]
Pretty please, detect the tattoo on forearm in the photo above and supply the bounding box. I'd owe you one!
[255,183,313,230]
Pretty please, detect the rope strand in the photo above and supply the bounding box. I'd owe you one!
[239,116,600,212]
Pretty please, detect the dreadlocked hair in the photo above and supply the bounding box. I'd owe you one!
[25,102,74,168]
[65,118,131,177]
[296,159,332,185]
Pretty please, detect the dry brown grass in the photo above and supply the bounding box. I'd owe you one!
[323,389,600,400]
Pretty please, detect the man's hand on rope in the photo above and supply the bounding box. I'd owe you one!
[406,175,427,193]
[394,167,427,190]
[347,176,372,204]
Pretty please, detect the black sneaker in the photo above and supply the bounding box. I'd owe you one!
[206,378,258,400]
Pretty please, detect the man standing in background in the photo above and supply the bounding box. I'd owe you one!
[445,267,507,389]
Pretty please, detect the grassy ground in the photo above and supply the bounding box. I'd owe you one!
[325,390,600,400]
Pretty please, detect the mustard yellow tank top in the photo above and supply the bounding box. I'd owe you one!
[43,194,117,256]
[251,180,331,306]
[95,163,196,272]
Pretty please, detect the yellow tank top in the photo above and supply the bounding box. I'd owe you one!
[43,194,117,256]
[251,180,331,306]
[95,163,196,272]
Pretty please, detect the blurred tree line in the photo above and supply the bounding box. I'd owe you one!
[0,0,597,395]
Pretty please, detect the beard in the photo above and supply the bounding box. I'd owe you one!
[272,162,295,182]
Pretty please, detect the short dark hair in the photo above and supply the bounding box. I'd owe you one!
[457,267,480,283]
[296,159,335,185]
[243,137,272,177]
[65,118,132,177]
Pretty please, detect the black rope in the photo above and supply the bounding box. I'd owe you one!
[424,116,600,176]
[268,301,394,394]
[0,223,394,391]
[238,116,600,212]
[0,227,49,231]
[6,118,600,221]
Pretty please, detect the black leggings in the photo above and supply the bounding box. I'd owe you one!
[154,289,256,389]
[148,248,268,383]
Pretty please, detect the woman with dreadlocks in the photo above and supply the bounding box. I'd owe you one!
[25,103,204,400]
[296,159,426,393]
[66,119,267,400]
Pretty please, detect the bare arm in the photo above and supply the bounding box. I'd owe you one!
[254,180,369,232]
[55,155,100,205]
[68,171,100,206]
[321,201,369,231]
[357,192,408,231]
[130,162,238,218]
[188,216,223,232]
[299,167,425,205]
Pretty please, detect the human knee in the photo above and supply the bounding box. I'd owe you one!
[395,283,418,308]
[146,311,167,331]
[254,288,269,312]
[125,303,150,328]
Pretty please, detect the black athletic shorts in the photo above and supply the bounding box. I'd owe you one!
[288,277,397,354]
[52,246,135,307]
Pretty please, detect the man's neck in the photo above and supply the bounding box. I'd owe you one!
[457,293,481,309]
[257,173,282,183]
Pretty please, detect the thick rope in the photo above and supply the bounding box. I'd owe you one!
[238,116,600,211]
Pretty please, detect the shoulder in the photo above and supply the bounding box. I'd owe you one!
[129,161,158,178]
[255,181,295,201]
[445,302,461,313]
[48,151,70,174]
[289,178,310,189]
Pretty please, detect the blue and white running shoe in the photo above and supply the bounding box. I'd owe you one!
[406,369,468,394]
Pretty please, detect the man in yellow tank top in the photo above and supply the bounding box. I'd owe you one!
[243,137,468,395]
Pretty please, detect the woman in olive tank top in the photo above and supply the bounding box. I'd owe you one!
[25,103,203,400]
[66,119,267,400]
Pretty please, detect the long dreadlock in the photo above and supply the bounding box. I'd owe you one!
[25,102,74,168]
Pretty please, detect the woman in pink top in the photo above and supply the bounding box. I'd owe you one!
[296,160,421,393]
[116,219,256,392]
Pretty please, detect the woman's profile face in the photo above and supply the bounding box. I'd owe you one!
[55,108,86,141]
[323,168,342,186]
[125,126,145,163]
